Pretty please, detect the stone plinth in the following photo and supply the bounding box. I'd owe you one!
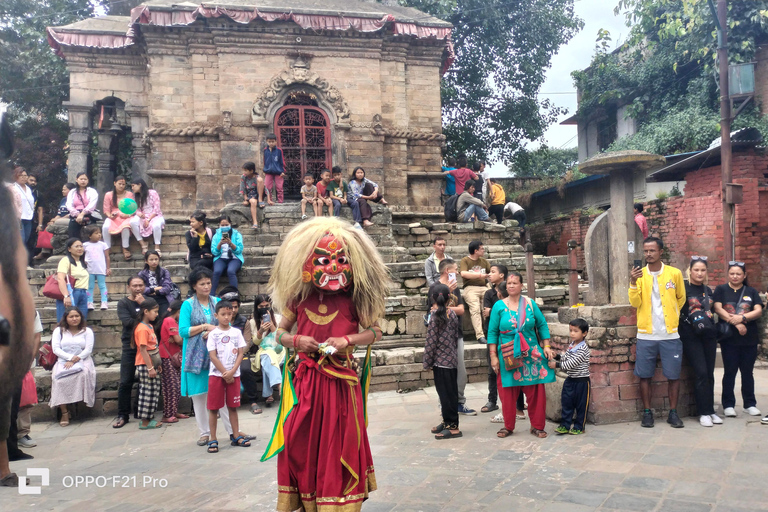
[547,305,695,425]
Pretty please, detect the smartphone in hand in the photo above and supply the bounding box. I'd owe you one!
[633,259,642,269]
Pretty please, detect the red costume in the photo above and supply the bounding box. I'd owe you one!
[271,233,376,512]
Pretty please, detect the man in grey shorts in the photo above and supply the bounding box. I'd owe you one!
[629,237,687,428]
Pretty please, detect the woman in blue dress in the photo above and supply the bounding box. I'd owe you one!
[487,272,554,438]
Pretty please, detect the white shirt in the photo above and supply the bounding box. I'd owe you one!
[14,183,35,220]
[206,327,247,377]
[52,326,94,362]
[83,241,109,275]
[504,202,524,215]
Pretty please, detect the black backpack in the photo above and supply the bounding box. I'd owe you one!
[444,194,459,222]
[685,287,715,337]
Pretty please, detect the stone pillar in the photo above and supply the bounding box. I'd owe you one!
[608,169,634,304]
[96,132,115,200]
[128,110,149,184]
[64,103,92,182]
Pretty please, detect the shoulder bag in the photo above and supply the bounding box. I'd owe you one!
[42,260,76,301]
[716,286,746,341]
[499,297,530,371]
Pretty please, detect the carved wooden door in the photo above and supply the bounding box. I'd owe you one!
[275,104,332,198]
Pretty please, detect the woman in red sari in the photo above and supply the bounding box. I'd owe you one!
[264,217,390,512]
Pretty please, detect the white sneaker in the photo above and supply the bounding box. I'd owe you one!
[724,407,737,417]
[745,406,762,416]
[301,215,307,220]
[699,415,713,427]
[710,414,723,424]
[87,302,95,311]
[100,302,108,310]
[761,415,768,425]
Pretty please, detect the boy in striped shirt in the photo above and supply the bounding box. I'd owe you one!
[550,318,591,435]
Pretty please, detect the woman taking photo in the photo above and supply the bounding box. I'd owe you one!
[713,261,764,418]
[487,272,554,439]
[131,178,166,257]
[250,294,284,407]
[66,172,99,240]
[138,250,174,316]
[211,215,244,294]
[49,306,96,427]
[348,166,388,228]
[56,238,90,322]
[102,175,145,261]
[186,211,213,271]
[679,257,721,427]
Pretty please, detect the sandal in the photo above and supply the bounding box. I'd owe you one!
[516,411,527,420]
[234,433,257,442]
[230,435,251,447]
[122,249,132,261]
[140,242,149,255]
[530,427,548,438]
[207,440,219,453]
[197,435,210,446]
[258,202,265,208]
[139,419,163,430]
[250,404,263,415]
[176,413,190,419]
[434,428,462,440]
[431,422,446,434]
[265,396,275,406]
[112,416,127,429]
[497,428,513,438]
[60,411,70,427]
[481,402,499,413]
[162,416,178,423]
[0,473,28,487]
[155,249,163,258]
[490,413,504,423]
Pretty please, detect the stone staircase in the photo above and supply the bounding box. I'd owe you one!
[28,202,584,419]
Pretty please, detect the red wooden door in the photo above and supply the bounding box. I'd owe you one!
[275,104,332,198]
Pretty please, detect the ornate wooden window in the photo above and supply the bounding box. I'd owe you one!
[274,93,332,198]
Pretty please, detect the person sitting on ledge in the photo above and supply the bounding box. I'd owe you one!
[348,166,387,228]
[457,180,489,223]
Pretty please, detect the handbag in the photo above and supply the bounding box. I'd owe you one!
[170,350,182,369]
[147,347,162,371]
[685,287,716,337]
[42,260,76,301]
[36,230,54,250]
[19,371,38,407]
[38,343,58,371]
[500,297,530,371]
[716,286,746,341]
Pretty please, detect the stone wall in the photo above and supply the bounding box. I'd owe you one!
[551,305,696,424]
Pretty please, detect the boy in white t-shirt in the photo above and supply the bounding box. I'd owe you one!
[82,225,110,310]
[206,300,248,453]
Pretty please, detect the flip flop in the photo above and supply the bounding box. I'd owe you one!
[207,440,219,453]
[434,428,462,440]
[0,473,28,487]
[139,419,163,430]
[250,404,263,415]
[258,202,265,208]
[481,402,498,413]
[112,417,127,429]
[431,422,446,434]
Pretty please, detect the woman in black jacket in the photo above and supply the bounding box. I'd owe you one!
[185,211,213,270]
[679,257,719,427]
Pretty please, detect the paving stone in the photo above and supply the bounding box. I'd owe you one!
[554,488,610,507]
[602,492,660,511]
[658,499,715,512]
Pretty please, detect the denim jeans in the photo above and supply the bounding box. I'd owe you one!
[88,274,108,304]
[56,288,89,322]
[464,204,489,222]
[212,257,242,293]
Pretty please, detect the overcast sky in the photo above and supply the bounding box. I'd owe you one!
[487,0,629,176]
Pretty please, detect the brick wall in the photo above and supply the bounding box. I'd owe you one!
[530,210,599,275]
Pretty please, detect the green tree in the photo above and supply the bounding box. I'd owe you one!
[509,146,578,177]
[399,0,583,162]
[574,0,768,156]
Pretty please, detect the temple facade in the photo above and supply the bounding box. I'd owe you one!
[48,0,452,214]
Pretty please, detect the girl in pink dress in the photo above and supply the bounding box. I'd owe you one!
[101,176,146,260]
[131,179,166,257]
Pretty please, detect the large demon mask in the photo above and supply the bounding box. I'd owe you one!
[302,233,352,292]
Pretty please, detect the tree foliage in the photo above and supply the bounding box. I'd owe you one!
[399,0,583,162]
[508,146,578,178]
[574,0,768,156]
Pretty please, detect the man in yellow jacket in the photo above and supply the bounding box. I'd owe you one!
[629,237,686,429]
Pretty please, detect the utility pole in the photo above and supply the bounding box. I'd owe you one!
[716,0,734,263]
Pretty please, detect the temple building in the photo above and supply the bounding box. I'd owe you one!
[47,0,452,214]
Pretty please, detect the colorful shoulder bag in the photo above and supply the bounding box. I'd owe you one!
[499,297,531,371]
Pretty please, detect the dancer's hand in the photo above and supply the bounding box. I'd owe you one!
[324,336,349,351]
[295,335,319,353]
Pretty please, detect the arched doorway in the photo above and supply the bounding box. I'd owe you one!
[274,93,332,198]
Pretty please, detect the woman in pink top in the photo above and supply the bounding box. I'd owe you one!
[131,178,166,257]
[66,172,99,240]
[102,175,146,261]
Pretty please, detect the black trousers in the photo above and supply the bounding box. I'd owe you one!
[118,342,138,420]
[560,377,590,431]
[680,325,717,416]
[488,204,504,224]
[721,342,758,409]
[433,367,459,428]
[6,385,22,457]
[240,357,261,404]
[512,210,526,229]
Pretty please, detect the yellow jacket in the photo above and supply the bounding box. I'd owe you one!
[628,263,686,336]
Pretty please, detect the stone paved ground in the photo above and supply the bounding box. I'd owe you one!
[3,368,768,512]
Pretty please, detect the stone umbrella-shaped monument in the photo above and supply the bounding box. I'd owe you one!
[545,151,696,424]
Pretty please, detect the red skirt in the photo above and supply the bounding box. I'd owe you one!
[277,353,376,512]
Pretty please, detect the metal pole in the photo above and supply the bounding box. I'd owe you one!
[525,242,536,300]
[717,0,735,263]
[567,239,579,306]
